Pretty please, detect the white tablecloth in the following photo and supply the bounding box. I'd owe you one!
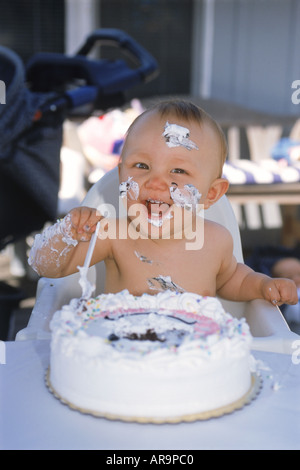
[1,340,299,450]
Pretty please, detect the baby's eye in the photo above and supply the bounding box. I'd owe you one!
[135,162,149,169]
[171,168,187,174]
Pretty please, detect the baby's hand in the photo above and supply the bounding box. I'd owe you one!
[261,278,298,306]
[68,207,102,242]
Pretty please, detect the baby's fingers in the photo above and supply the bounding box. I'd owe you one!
[79,208,102,234]
[69,207,89,233]
[272,279,298,306]
[265,283,281,305]
[68,207,101,239]
[68,208,81,229]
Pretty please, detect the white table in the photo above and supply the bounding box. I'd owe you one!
[1,339,300,450]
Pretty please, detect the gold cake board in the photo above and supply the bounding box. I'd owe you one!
[46,368,262,424]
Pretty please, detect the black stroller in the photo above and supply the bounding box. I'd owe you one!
[0,28,158,339]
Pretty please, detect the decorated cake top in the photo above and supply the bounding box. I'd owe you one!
[50,290,252,363]
[82,303,221,354]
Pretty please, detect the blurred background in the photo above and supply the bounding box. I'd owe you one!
[1,0,300,340]
[1,0,300,114]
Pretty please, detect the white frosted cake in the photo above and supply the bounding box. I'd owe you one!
[48,290,254,422]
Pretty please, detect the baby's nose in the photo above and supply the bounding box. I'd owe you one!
[145,172,169,191]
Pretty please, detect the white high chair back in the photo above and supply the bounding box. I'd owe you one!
[17,167,299,353]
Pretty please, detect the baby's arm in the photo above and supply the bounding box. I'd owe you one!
[28,207,110,278]
[216,229,298,305]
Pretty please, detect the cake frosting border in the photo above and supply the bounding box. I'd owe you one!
[45,369,262,423]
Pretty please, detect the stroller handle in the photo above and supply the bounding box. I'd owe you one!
[76,28,158,82]
[25,28,159,114]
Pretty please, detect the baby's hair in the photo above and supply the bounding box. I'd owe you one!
[124,99,228,175]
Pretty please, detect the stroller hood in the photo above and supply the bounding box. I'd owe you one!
[0,45,63,248]
[0,30,158,249]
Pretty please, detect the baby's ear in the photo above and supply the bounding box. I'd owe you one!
[203,178,229,209]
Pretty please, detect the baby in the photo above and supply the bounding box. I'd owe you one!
[29,99,298,306]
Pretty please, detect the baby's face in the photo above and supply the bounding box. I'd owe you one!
[118,110,222,237]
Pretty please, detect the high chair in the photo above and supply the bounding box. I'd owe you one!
[16,167,299,353]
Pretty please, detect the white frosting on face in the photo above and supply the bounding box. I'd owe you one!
[162,122,199,151]
[147,210,173,227]
[119,176,139,200]
[170,184,201,212]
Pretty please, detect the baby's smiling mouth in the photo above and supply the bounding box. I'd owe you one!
[145,198,171,219]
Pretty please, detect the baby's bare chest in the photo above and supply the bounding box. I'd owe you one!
[109,239,220,296]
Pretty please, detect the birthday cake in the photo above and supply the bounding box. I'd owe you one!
[48,290,254,422]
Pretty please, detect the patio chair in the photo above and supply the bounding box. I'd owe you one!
[223,119,300,246]
[16,167,299,353]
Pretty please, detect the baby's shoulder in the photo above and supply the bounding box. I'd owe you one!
[204,219,233,245]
